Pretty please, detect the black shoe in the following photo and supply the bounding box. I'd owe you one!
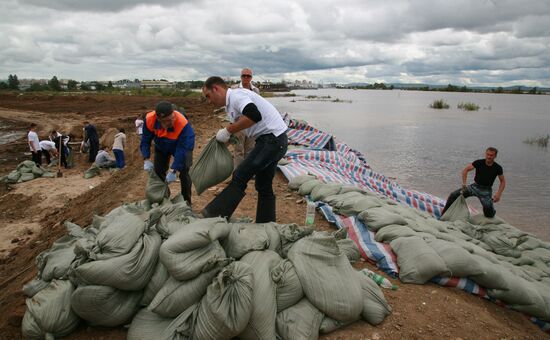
[202,183,246,220]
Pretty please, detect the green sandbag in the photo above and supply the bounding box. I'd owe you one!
[190,137,233,195]
[271,259,304,312]
[41,171,55,178]
[146,170,170,204]
[36,235,78,281]
[141,261,170,306]
[374,224,416,243]
[128,309,173,340]
[298,179,323,196]
[440,194,470,221]
[90,211,145,260]
[32,165,44,176]
[427,239,485,278]
[84,164,101,179]
[223,223,270,259]
[19,166,33,173]
[337,196,382,217]
[358,207,408,231]
[6,170,21,183]
[288,174,317,190]
[20,172,35,182]
[310,182,342,202]
[355,271,392,325]
[276,299,324,340]
[337,238,361,263]
[323,191,364,207]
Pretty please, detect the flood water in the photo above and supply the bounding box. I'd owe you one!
[269,89,550,241]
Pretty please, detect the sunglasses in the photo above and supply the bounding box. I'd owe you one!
[241,74,252,78]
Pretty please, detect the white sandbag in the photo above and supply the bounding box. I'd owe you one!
[22,280,79,339]
[36,235,78,281]
[193,262,255,340]
[71,285,142,327]
[240,250,282,340]
[223,223,270,259]
[427,239,485,278]
[160,239,227,281]
[355,271,392,325]
[74,231,162,290]
[288,236,362,322]
[128,308,173,340]
[440,194,470,221]
[276,298,324,340]
[390,236,450,284]
[141,261,170,306]
[288,174,317,190]
[271,259,304,312]
[358,207,407,231]
[150,268,220,318]
[90,211,145,260]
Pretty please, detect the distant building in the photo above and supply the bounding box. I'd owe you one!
[113,79,141,89]
[141,79,174,89]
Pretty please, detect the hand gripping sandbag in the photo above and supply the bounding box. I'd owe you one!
[288,236,363,322]
[22,280,79,339]
[71,285,142,327]
[440,194,470,221]
[146,170,171,204]
[271,259,304,312]
[193,262,255,340]
[276,298,324,340]
[239,250,282,340]
[190,137,234,195]
[128,309,173,340]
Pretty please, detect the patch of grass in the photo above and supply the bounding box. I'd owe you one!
[457,102,480,111]
[523,134,549,148]
[429,99,450,109]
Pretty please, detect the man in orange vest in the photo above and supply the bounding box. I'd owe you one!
[140,101,195,205]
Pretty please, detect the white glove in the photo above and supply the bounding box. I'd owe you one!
[216,128,231,143]
[144,159,154,171]
[166,170,177,183]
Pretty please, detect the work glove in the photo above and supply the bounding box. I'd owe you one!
[143,159,154,171]
[216,128,231,143]
[166,170,177,183]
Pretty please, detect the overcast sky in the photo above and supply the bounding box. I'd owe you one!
[1,0,549,86]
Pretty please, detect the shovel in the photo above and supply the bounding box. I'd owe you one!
[56,136,63,178]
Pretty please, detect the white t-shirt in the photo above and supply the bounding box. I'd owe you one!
[237,81,260,94]
[225,88,287,138]
[39,140,56,151]
[135,119,144,135]
[113,132,126,151]
[28,131,40,152]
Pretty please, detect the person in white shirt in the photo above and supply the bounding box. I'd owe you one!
[39,140,57,165]
[112,128,126,168]
[231,68,260,168]
[135,114,144,140]
[49,130,69,168]
[95,146,116,168]
[201,76,288,223]
[27,123,41,166]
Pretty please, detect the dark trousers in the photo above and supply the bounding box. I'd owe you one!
[54,140,68,168]
[31,150,42,166]
[42,149,51,164]
[442,183,496,218]
[154,148,193,205]
[88,140,99,163]
[113,149,125,168]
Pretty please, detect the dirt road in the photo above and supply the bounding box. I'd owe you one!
[0,92,545,339]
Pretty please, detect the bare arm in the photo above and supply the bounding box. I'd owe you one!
[493,175,506,202]
[28,140,36,152]
[227,116,255,134]
[461,163,475,186]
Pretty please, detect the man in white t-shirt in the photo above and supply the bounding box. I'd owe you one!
[39,140,57,165]
[135,114,144,140]
[201,76,288,223]
[27,123,41,166]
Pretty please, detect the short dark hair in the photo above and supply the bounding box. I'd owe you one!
[30,123,37,129]
[204,76,227,90]
[486,147,498,155]
[156,101,173,118]
[118,127,125,133]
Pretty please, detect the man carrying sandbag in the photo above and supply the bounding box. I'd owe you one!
[140,101,195,206]
[201,76,288,222]
[441,147,506,218]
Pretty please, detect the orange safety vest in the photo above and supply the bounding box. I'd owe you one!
[145,110,188,140]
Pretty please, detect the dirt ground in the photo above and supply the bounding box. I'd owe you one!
[0,92,546,340]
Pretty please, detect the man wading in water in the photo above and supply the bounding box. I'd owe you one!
[441,147,506,218]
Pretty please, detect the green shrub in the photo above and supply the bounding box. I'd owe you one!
[457,102,480,111]
[429,99,450,109]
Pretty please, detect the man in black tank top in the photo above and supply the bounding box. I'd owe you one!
[441,147,506,218]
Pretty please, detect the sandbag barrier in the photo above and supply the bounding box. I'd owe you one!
[21,173,392,339]
[281,117,550,334]
[0,160,55,184]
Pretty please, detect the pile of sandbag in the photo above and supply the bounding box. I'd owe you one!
[1,160,55,183]
[288,174,550,322]
[21,174,392,339]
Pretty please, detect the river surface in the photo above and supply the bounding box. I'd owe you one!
[268,89,550,241]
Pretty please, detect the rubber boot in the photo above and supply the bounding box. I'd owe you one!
[255,195,276,223]
[201,183,246,219]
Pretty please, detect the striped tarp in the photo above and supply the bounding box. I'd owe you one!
[287,128,335,150]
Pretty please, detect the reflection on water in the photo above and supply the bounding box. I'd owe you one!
[269,89,550,241]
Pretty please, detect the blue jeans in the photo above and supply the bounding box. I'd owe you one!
[442,183,495,218]
[113,149,125,168]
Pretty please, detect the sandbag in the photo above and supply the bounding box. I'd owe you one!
[128,308,173,340]
[440,194,470,221]
[390,236,450,284]
[240,250,282,340]
[74,231,162,291]
[355,271,392,325]
[146,170,170,204]
[298,179,323,196]
[190,137,233,195]
[337,196,383,217]
[319,316,355,334]
[374,224,416,243]
[276,299,324,340]
[20,172,35,181]
[359,207,407,231]
[310,182,342,202]
[288,236,362,322]
[288,174,317,190]
[161,303,198,340]
[276,223,314,258]
[6,170,21,183]
[271,259,304,312]
[264,222,282,253]
[22,280,79,339]
[91,211,145,260]
[481,231,521,258]
[22,278,50,298]
[323,191,364,207]
[193,262,255,340]
[141,261,170,306]
[427,239,485,278]
[469,214,505,226]
[150,268,220,318]
[71,285,142,327]
[31,165,44,177]
[161,217,230,254]
[84,164,101,179]
[223,223,270,259]
[99,127,119,149]
[36,235,78,281]
[41,171,55,178]
[337,238,361,263]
